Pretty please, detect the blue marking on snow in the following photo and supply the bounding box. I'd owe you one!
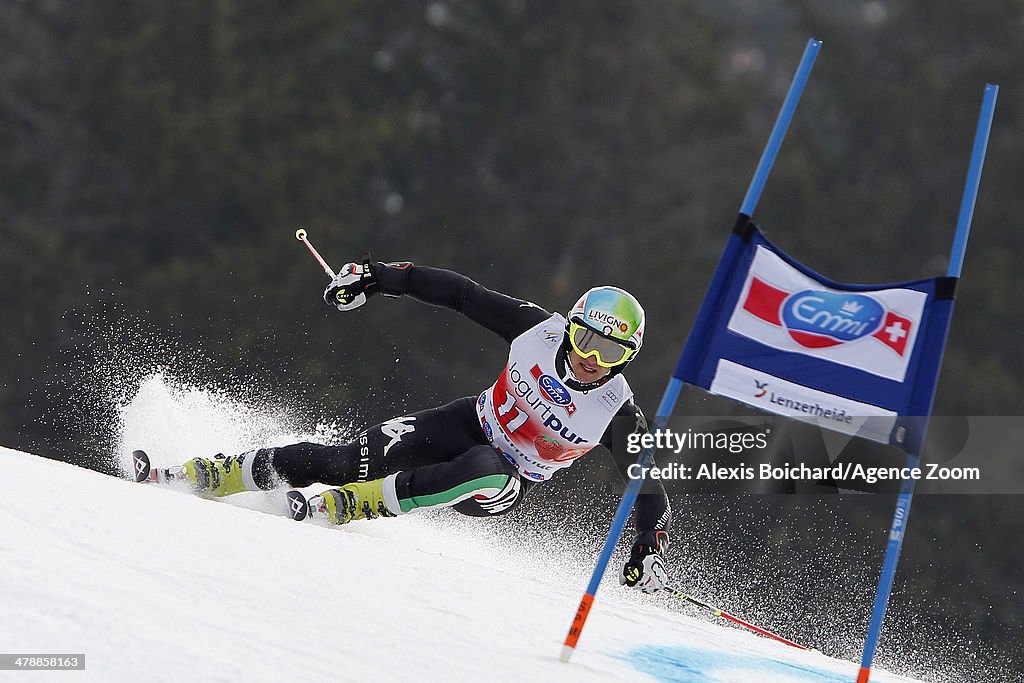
[624,644,851,683]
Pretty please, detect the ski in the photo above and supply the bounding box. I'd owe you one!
[132,449,188,485]
[133,450,323,523]
[285,490,310,521]
[285,490,334,524]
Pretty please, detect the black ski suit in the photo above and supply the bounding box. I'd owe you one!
[256,264,671,550]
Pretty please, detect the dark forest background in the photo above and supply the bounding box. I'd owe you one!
[2,1,1022,679]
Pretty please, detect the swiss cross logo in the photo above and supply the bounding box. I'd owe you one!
[742,277,913,357]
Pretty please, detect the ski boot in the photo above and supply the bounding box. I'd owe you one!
[310,478,398,525]
[181,454,249,497]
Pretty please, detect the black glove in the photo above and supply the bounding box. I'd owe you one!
[620,533,669,594]
[324,257,378,311]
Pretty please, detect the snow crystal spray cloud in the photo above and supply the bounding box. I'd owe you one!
[39,302,353,477]
[116,372,350,472]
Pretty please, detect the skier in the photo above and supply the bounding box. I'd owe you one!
[174,259,671,593]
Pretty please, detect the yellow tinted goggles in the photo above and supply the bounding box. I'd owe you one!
[568,321,637,368]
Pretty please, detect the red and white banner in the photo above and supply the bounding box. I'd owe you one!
[726,247,927,382]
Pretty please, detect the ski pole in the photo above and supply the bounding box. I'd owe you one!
[665,586,810,650]
[294,228,336,279]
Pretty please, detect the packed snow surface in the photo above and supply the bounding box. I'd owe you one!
[0,444,925,683]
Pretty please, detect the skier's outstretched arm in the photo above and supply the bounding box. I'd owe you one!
[324,259,550,342]
[596,400,672,593]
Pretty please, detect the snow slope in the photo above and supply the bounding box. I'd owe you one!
[0,445,924,683]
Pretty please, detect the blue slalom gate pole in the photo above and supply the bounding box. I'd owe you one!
[857,83,998,683]
[948,83,999,279]
[559,384,679,662]
[741,38,822,217]
[560,38,821,663]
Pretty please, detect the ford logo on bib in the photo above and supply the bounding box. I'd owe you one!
[781,290,883,348]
